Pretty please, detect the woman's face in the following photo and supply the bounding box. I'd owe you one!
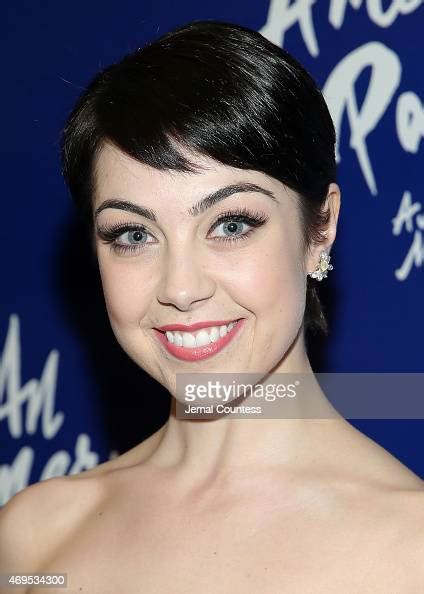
[93,142,321,395]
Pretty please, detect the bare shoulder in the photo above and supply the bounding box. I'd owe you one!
[0,429,165,574]
[399,484,424,549]
[354,474,424,574]
[387,483,424,585]
[0,475,104,577]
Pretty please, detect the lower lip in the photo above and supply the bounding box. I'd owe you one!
[153,319,245,362]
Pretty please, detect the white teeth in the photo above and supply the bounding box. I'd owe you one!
[163,321,238,347]
[182,333,196,348]
[195,330,211,347]
[209,327,220,343]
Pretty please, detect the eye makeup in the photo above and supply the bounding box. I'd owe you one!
[96,206,269,255]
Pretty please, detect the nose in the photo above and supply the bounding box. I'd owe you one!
[156,245,216,312]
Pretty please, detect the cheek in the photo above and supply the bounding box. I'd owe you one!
[97,255,156,326]
[222,233,305,312]
[233,235,306,367]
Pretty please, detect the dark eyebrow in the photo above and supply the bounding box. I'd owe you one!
[94,182,278,221]
[187,183,278,215]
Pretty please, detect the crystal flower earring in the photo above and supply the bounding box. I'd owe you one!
[307,250,333,281]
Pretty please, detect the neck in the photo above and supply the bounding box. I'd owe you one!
[145,333,346,486]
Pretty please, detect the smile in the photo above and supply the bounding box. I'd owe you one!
[153,319,245,361]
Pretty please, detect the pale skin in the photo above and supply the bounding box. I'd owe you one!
[1,141,423,593]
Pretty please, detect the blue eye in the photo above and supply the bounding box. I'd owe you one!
[208,208,269,243]
[211,220,250,239]
[97,224,155,254]
[119,229,149,245]
[96,207,269,255]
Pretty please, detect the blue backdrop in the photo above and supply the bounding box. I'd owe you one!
[1,0,423,506]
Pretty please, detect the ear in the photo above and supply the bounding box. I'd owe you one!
[305,182,341,275]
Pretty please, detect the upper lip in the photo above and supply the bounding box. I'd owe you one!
[155,319,241,332]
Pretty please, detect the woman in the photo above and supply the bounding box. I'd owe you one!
[1,20,423,593]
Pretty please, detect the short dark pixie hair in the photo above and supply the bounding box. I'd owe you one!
[61,20,336,337]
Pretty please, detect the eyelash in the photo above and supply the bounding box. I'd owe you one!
[96,207,269,255]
